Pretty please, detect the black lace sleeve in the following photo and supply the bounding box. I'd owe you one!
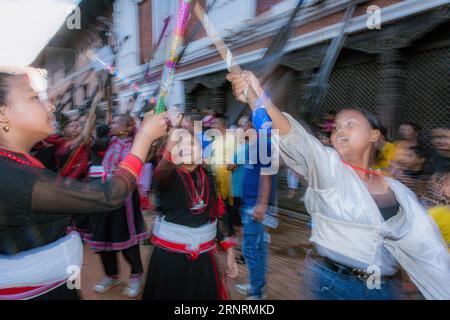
[216,211,236,250]
[153,158,177,189]
[0,162,39,226]
[206,170,235,247]
[31,167,137,215]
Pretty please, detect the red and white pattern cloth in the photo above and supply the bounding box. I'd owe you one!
[102,136,134,175]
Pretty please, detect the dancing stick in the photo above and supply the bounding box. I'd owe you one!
[140,0,219,114]
[193,2,241,74]
[87,85,102,120]
[155,0,193,114]
[84,49,140,93]
[193,2,259,106]
[194,2,281,134]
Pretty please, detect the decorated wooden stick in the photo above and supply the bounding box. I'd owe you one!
[85,49,139,93]
[193,1,241,74]
[193,2,272,131]
[194,2,258,102]
[155,0,193,114]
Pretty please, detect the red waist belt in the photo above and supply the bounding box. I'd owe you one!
[151,235,216,260]
[88,170,107,183]
[0,280,65,300]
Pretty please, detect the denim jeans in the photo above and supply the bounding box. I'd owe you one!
[300,250,405,300]
[241,205,269,297]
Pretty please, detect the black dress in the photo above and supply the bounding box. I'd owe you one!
[0,150,140,299]
[72,132,109,236]
[85,136,149,251]
[142,161,232,300]
[85,190,149,251]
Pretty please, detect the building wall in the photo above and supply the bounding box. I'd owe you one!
[49,0,446,119]
[114,0,140,75]
[139,0,152,64]
[38,2,117,118]
[186,0,207,42]
[178,0,405,73]
[256,0,285,15]
[178,0,450,128]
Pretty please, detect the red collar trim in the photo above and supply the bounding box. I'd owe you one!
[0,148,45,169]
[342,161,382,176]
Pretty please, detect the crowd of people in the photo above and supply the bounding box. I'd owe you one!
[0,66,448,300]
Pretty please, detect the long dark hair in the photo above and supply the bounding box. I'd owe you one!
[355,108,386,135]
[337,108,386,138]
[337,108,387,163]
[0,72,20,106]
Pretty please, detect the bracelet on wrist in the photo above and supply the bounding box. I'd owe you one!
[255,92,272,109]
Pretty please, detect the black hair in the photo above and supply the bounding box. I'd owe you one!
[96,122,110,137]
[338,108,386,143]
[355,109,385,133]
[214,112,226,119]
[310,124,330,138]
[185,112,203,122]
[401,121,421,133]
[378,124,388,140]
[408,145,428,159]
[0,72,19,106]
[214,113,227,126]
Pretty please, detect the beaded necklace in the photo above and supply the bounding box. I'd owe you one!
[0,148,45,169]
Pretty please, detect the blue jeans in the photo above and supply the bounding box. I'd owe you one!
[300,250,405,300]
[241,205,268,297]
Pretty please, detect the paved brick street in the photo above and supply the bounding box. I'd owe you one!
[2,0,448,305]
[80,212,310,300]
[79,211,422,300]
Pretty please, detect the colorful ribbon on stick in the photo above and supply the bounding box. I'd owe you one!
[155,0,193,114]
[85,49,140,93]
[82,1,194,116]
[83,0,192,115]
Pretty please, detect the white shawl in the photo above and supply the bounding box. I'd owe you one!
[279,113,450,300]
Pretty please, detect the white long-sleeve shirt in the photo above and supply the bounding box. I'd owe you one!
[278,113,450,300]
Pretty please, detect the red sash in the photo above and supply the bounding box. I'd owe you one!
[60,144,89,179]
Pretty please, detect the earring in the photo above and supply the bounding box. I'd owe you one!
[0,120,9,133]
[0,110,9,133]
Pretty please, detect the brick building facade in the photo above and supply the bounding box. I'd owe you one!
[33,0,450,217]
[35,0,450,137]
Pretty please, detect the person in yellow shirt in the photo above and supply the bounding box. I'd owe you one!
[372,125,396,172]
[428,174,450,250]
[429,206,450,249]
[390,122,424,173]
[206,114,234,206]
[374,140,396,171]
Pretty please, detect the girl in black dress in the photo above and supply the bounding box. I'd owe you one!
[0,67,168,300]
[142,129,239,300]
[88,115,149,298]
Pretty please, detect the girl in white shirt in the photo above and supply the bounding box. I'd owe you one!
[226,71,450,300]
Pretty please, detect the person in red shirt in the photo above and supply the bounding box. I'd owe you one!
[46,117,94,180]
